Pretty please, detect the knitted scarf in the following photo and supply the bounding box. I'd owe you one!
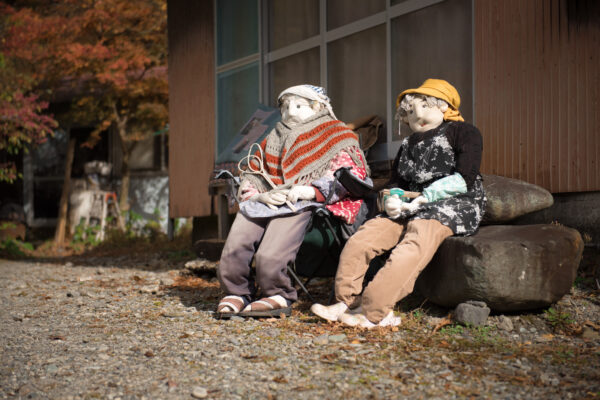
[243,111,367,192]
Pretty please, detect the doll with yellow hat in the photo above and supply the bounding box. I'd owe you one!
[311,79,486,328]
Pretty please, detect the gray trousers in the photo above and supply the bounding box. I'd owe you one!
[217,211,312,302]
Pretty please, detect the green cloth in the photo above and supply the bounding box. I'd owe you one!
[422,173,467,202]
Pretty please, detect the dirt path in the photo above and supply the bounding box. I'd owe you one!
[1,258,598,399]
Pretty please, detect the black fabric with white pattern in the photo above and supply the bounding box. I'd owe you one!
[388,121,486,236]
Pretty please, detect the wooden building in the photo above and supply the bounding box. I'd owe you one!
[167,0,600,222]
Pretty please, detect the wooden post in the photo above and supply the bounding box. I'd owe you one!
[54,137,76,246]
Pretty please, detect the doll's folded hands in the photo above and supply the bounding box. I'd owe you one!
[286,185,316,203]
[251,189,290,210]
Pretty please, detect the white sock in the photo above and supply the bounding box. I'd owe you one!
[310,302,348,322]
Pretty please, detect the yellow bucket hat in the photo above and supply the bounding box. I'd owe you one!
[396,79,464,122]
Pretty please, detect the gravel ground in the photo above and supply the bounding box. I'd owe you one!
[1,255,599,400]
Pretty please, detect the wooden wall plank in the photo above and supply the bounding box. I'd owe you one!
[569,2,580,190]
[474,0,600,193]
[167,0,216,217]
[526,0,536,184]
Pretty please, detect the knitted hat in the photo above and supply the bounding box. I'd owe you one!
[396,79,464,122]
[278,84,337,120]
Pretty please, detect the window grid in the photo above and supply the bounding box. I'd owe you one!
[214,0,464,161]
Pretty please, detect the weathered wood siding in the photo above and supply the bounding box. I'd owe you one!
[167,0,215,217]
[475,0,600,193]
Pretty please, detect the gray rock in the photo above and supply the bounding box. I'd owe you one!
[497,315,514,331]
[45,364,58,373]
[191,386,208,398]
[417,224,583,312]
[482,174,554,223]
[328,334,346,343]
[582,327,600,340]
[454,301,490,326]
[313,335,329,345]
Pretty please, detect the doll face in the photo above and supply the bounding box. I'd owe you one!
[279,94,317,126]
[405,96,444,133]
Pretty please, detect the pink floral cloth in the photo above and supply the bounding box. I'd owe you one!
[323,149,367,224]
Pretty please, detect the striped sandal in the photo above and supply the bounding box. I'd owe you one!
[216,295,246,319]
[239,295,292,318]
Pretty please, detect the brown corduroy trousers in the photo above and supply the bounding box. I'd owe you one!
[335,217,453,323]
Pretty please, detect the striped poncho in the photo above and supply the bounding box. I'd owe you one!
[244,111,367,191]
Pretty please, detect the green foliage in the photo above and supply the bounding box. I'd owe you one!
[124,209,143,236]
[71,220,101,247]
[411,309,424,322]
[439,324,465,335]
[0,221,16,230]
[544,307,574,330]
[0,221,32,257]
[469,325,499,345]
[0,237,34,257]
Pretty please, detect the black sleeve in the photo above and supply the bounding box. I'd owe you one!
[445,123,483,190]
[386,145,411,189]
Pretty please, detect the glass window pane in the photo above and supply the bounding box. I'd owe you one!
[391,0,473,141]
[268,0,319,50]
[327,0,385,30]
[32,129,68,177]
[269,48,320,105]
[217,63,259,155]
[129,136,155,170]
[217,0,258,66]
[328,25,387,131]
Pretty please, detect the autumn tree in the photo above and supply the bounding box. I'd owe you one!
[0,4,58,183]
[2,0,168,210]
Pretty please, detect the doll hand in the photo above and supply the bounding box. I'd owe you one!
[402,195,428,213]
[252,190,288,210]
[384,195,403,219]
[287,185,316,203]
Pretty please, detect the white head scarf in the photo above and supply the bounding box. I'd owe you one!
[277,84,337,120]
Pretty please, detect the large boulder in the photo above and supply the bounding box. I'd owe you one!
[482,174,554,223]
[416,224,584,312]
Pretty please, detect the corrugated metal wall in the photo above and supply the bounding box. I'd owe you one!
[168,0,215,217]
[475,0,600,193]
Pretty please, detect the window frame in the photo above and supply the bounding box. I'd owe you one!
[214,0,473,161]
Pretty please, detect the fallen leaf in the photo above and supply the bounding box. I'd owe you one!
[584,320,600,330]
[320,353,338,361]
[539,333,554,342]
[432,317,453,334]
